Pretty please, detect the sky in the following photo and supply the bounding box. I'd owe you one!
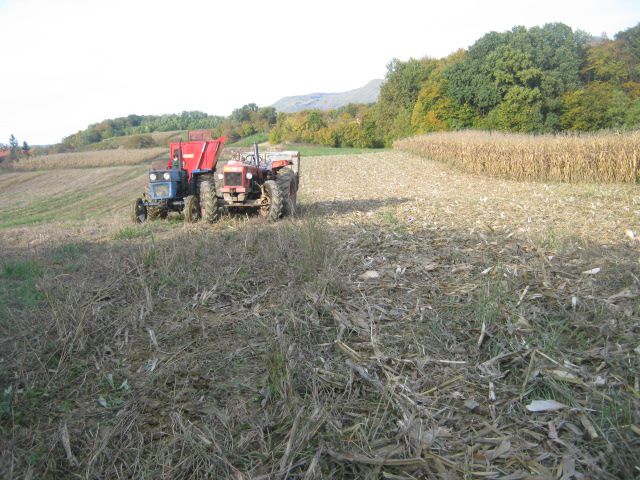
[0,0,638,145]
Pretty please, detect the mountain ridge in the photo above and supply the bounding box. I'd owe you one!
[271,79,383,113]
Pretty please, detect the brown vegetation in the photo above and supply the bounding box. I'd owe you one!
[0,152,638,478]
[395,130,640,183]
[0,148,166,171]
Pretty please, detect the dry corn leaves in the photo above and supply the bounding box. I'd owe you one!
[299,152,640,477]
[1,150,639,479]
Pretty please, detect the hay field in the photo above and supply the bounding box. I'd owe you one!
[0,152,639,478]
[395,130,640,184]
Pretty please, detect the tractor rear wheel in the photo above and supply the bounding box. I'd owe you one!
[183,195,200,223]
[198,175,220,223]
[260,180,284,221]
[131,198,147,223]
[277,173,297,217]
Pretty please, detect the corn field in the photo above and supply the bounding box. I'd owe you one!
[394,130,640,183]
[0,147,166,171]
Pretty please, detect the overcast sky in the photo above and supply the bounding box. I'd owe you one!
[1,0,638,145]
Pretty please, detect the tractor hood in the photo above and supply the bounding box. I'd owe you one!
[222,161,257,193]
[148,169,182,200]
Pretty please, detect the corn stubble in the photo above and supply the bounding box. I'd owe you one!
[395,130,640,183]
[0,152,639,478]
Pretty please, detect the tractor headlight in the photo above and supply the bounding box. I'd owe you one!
[246,172,253,180]
[217,173,224,180]
[163,172,171,181]
[149,173,158,181]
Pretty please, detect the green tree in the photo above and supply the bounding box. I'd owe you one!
[560,82,630,130]
[445,31,505,115]
[625,97,640,127]
[376,57,438,144]
[444,23,586,132]
[21,141,30,156]
[615,23,640,81]
[584,40,629,83]
[412,50,476,133]
[485,86,544,131]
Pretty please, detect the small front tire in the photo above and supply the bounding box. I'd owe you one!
[131,198,147,224]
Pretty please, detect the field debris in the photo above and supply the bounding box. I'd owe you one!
[581,267,601,275]
[525,399,568,412]
[0,151,639,478]
[358,270,380,280]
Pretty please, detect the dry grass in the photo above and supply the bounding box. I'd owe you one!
[395,130,640,184]
[0,152,638,478]
[0,148,166,171]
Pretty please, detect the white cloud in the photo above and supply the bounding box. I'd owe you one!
[0,0,638,144]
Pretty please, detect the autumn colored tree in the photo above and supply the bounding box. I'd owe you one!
[560,82,629,130]
[584,40,629,83]
[9,134,19,160]
[374,57,439,144]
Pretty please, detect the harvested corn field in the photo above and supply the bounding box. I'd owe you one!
[395,130,640,184]
[0,151,639,478]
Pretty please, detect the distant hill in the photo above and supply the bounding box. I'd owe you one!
[272,79,383,113]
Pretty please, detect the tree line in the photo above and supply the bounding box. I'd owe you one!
[269,22,640,147]
[34,21,640,154]
[0,134,30,161]
[375,22,640,144]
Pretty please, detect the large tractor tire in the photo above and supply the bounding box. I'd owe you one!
[277,173,297,217]
[183,195,200,223]
[131,198,147,223]
[260,180,284,221]
[197,175,221,224]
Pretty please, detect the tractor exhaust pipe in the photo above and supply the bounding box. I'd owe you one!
[253,143,259,165]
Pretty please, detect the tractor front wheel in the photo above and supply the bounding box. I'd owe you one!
[183,195,200,223]
[260,180,284,221]
[131,198,147,223]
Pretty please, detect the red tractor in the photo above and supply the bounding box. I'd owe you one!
[132,130,300,223]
